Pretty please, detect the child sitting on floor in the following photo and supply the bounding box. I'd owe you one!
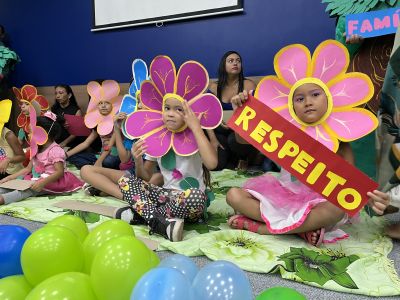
[0,100,25,180]
[0,110,83,205]
[225,40,389,246]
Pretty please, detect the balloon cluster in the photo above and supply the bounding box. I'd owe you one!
[0,216,157,300]
[0,217,307,300]
[132,254,253,300]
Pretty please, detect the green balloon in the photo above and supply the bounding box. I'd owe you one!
[90,236,151,300]
[149,250,160,268]
[0,275,32,300]
[21,226,84,286]
[256,287,307,300]
[47,215,89,243]
[83,219,135,273]
[26,272,96,300]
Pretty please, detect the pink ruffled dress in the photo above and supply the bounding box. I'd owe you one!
[24,142,83,193]
[244,169,350,243]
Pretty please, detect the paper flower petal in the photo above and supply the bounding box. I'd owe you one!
[140,81,163,111]
[255,76,290,109]
[172,129,198,156]
[0,100,11,123]
[119,94,137,114]
[21,85,37,101]
[84,110,102,129]
[189,94,222,129]
[274,107,300,128]
[274,44,311,86]
[176,61,208,100]
[87,81,102,101]
[328,73,374,108]
[97,113,114,136]
[132,58,149,93]
[325,109,378,142]
[29,105,48,159]
[150,55,176,95]
[35,95,49,110]
[304,125,338,152]
[144,127,172,157]
[12,87,22,101]
[17,113,27,128]
[311,40,349,84]
[125,111,164,138]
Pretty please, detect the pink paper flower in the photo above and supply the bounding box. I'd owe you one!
[84,80,122,136]
[255,40,378,152]
[13,85,49,132]
[124,56,223,157]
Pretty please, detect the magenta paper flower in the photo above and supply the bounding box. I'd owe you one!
[29,105,47,159]
[84,80,122,136]
[124,55,223,157]
[255,40,378,152]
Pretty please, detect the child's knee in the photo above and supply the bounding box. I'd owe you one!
[80,165,92,179]
[226,187,241,206]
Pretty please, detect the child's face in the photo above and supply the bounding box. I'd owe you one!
[225,53,242,75]
[162,97,185,131]
[55,87,70,106]
[292,83,328,124]
[20,102,30,115]
[98,100,112,116]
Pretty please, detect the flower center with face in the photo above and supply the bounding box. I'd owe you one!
[20,101,30,115]
[288,78,333,126]
[162,95,187,132]
[98,100,113,116]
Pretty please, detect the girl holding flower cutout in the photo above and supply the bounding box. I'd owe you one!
[66,80,122,169]
[112,56,222,242]
[226,40,389,246]
[0,108,82,205]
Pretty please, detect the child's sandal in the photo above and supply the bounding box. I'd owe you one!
[228,215,262,233]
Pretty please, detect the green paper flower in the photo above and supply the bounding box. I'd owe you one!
[200,231,282,272]
[278,247,359,289]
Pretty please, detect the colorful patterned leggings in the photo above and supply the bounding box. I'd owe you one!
[118,175,206,222]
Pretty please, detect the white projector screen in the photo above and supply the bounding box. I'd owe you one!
[92,0,243,31]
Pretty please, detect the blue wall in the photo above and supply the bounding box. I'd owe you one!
[1,1,335,87]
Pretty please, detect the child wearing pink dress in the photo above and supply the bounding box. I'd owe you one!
[0,112,83,205]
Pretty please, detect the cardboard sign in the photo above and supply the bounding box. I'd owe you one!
[346,7,400,38]
[64,114,92,136]
[0,179,33,190]
[227,95,378,217]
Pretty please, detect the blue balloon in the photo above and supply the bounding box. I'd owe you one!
[192,260,253,300]
[131,267,193,300]
[159,254,199,283]
[0,225,31,278]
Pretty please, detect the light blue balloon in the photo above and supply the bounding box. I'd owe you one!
[0,225,31,278]
[131,267,193,300]
[159,254,199,283]
[192,260,253,300]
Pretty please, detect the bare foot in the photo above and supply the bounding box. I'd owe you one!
[308,229,321,246]
[298,228,324,246]
[385,223,400,239]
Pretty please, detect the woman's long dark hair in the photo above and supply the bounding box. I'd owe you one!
[52,84,79,111]
[216,51,245,100]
